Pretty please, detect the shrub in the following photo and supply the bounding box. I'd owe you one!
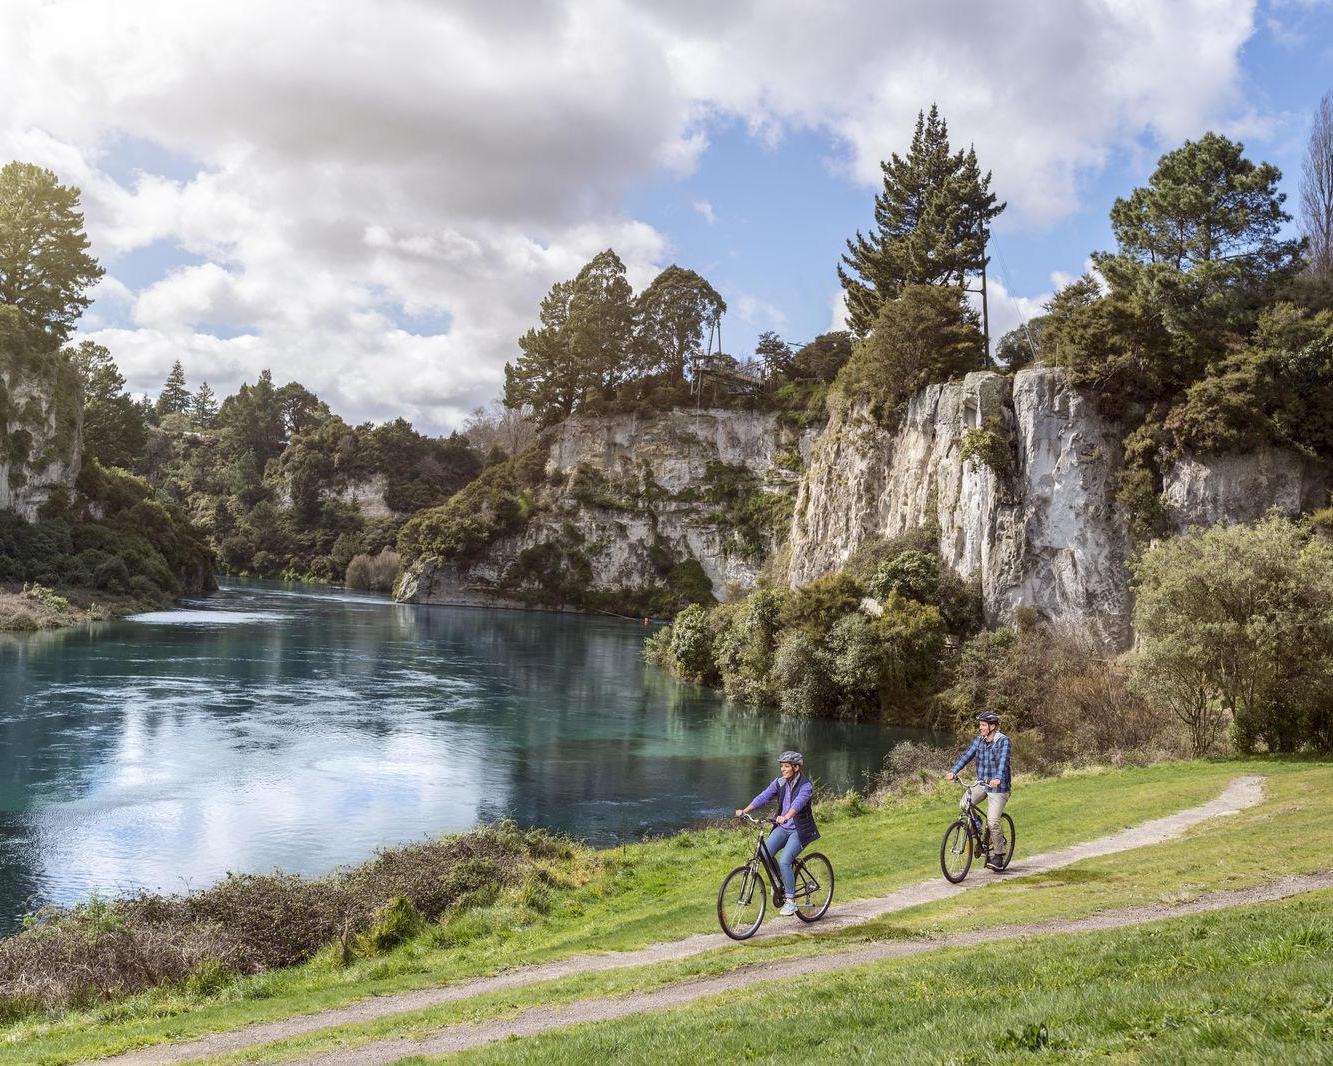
[1131,514,1333,753]
[345,549,401,592]
[666,603,716,683]
[359,896,425,955]
[397,439,550,565]
[771,630,835,718]
[831,284,987,423]
[943,622,1170,768]
[0,821,571,1017]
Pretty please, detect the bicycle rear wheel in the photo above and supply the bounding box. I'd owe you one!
[792,853,834,922]
[940,820,972,883]
[995,813,1016,870]
[717,864,766,940]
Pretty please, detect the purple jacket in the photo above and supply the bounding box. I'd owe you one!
[750,773,820,846]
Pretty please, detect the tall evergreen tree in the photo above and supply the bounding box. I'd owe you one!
[156,359,191,416]
[503,249,635,427]
[191,381,218,428]
[839,105,1004,337]
[71,340,148,469]
[0,161,104,340]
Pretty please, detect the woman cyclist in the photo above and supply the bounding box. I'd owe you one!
[735,751,819,915]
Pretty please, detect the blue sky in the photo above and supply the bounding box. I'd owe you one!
[2,0,1330,432]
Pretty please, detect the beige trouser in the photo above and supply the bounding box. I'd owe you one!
[961,784,1009,856]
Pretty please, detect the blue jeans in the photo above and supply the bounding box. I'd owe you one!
[765,825,805,898]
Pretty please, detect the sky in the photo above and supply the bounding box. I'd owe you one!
[2,0,1331,434]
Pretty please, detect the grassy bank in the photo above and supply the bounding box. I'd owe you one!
[3,759,1297,1064]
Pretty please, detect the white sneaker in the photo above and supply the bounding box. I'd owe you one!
[779,901,798,916]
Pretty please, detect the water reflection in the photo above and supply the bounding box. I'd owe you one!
[0,580,940,931]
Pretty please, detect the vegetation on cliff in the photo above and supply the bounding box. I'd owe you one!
[1034,132,1332,537]
[1,164,215,621]
[76,351,484,583]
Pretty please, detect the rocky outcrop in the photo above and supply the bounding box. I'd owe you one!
[1162,448,1328,530]
[787,367,1133,647]
[0,346,82,521]
[400,370,1328,641]
[398,408,811,612]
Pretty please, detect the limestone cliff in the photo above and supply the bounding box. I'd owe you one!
[397,408,811,613]
[786,366,1327,649]
[0,342,81,521]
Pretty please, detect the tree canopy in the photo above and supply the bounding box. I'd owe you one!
[632,265,726,382]
[0,161,103,340]
[839,105,1004,337]
[504,252,725,427]
[1094,133,1303,335]
[504,249,636,427]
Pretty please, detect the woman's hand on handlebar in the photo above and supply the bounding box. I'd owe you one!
[734,808,747,818]
[944,770,956,781]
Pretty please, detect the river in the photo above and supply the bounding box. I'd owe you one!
[0,580,939,931]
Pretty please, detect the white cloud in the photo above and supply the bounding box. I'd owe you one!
[828,290,850,334]
[692,199,716,224]
[0,0,1265,429]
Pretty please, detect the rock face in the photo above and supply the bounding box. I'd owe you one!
[398,408,810,612]
[1162,448,1328,530]
[400,368,1328,643]
[787,367,1134,647]
[0,348,82,521]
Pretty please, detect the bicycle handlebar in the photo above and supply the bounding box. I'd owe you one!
[740,813,779,826]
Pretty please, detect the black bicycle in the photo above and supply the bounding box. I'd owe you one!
[717,814,834,940]
[940,780,1016,883]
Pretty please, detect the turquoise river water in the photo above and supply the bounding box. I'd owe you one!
[0,580,938,931]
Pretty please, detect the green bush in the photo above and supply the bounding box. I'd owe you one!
[359,896,426,955]
[665,603,716,683]
[398,439,549,565]
[1131,514,1333,754]
[830,284,987,423]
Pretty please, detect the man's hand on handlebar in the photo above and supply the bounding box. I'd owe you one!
[944,770,956,781]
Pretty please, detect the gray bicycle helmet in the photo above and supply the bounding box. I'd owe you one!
[778,750,804,765]
[975,711,1000,725]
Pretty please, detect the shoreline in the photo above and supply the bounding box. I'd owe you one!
[0,582,165,633]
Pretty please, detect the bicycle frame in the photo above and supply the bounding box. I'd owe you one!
[740,817,795,903]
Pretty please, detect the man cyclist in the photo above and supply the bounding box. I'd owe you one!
[736,751,819,915]
[945,712,1011,871]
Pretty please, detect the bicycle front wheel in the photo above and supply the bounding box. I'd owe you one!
[718,864,766,940]
[940,820,972,883]
[792,852,834,922]
[996,813,1016,870]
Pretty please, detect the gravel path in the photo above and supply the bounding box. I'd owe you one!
[88,775,1266,1066]
[294,869,1333,1065]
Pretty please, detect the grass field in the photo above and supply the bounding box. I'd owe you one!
[436,890,1333,1065]
[7,758,1327,1065]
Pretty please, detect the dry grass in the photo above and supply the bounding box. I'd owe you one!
[0,582,135,632]
[0,821,574,1016]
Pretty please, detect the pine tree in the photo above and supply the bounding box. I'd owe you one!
[839,105,1005,337]
[156,360,191,416]
[191,381,218,428]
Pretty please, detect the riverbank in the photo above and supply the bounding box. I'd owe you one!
[0,582,162,632]
[5,758,1329,1064]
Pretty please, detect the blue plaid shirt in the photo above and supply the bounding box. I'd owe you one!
[951,732,1012,793]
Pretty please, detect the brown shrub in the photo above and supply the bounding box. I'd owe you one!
[0,821,570,1017]
[344,550,401,592]
[942,623,1177,770]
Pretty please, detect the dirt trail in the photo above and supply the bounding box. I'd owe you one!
[295,870,1333,1066]
[88,775,1266,1066]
